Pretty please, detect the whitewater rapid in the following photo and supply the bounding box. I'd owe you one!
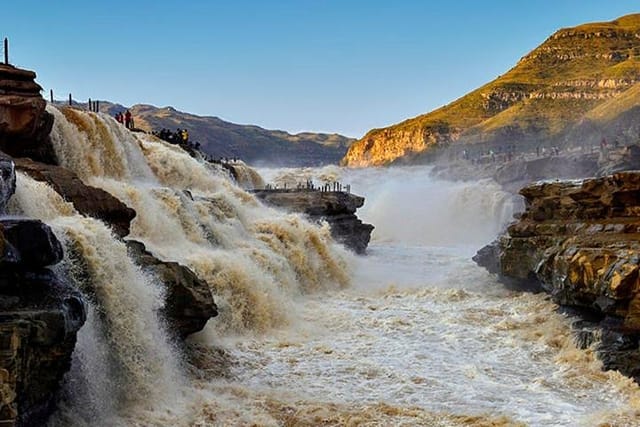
[8,106,640,425]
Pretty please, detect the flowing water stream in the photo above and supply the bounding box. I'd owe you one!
[10,106,640,425]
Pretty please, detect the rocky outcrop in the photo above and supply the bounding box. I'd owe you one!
[126,240,217,339]
[14,158,135,238]
[251,189,374,254]
[342,123,457,167]
[476,171,640,381]
[0,64,56,164]
[0,218,86,426]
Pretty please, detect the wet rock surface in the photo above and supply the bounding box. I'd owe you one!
[0,153,15,213]
[476,171,640,381]
[251,189,374,254]
[14,158,135,238]
[126,240,217,339]
[0,218,86,427]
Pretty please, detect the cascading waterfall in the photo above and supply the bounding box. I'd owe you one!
[48,106,155,182]
[20,105,351,423]
[47,106,351,333]
[8,174,184,424]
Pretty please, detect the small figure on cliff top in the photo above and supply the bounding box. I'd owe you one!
[125,110,132,129]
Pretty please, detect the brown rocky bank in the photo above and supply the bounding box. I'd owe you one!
[475,171,640,381]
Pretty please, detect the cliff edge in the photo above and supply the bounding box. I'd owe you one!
[475,171,640,381]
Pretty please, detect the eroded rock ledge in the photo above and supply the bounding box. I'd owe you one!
[126,240,217,339]
[251,189,374,254]
[475,171,640,381]
[14,157,136,238]
[0,64,56,164]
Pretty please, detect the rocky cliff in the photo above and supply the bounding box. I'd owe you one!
[475,171,640,381]
[343,14,640,167]
[0,157,86,426]
[251,189,374,254]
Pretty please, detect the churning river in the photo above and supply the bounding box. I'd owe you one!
[10,107,639,426]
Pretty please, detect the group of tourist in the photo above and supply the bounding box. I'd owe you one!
[154,128,190,145]
[114,110,134,130]
[264,179,350,193]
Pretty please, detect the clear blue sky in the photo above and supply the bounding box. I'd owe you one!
[4,1,639,137]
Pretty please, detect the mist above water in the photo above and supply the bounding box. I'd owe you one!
[260,164,518,250]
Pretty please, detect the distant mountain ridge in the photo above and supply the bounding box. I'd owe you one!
[90,102,354,166]
[343,13,640,167]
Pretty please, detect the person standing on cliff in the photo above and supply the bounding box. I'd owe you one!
[124,110,132,129]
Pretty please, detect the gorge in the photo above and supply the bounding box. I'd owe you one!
[4,12,640,425]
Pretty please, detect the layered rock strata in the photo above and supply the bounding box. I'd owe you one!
[475,171,640,381]
[126,240,217,339]
[0,64,56,163]
[342,14,640,167]
[251,189,374,254]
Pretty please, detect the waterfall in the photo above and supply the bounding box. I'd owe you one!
[9,174,184,424]
[47,106,155,182]
[46,106,351,333]
[10,105,351,422]
[260,164,517,249]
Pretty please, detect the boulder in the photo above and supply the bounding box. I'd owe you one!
[0,64,56,164]
[0,220,86,426]
[251,189,374,254]
[477,171,640,381]
[14,158,135,238]
[126,240,217,339]
[0,219,63,268]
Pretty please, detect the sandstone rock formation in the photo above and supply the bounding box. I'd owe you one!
[0,218,86,426]
[14,158,135,238]
[475,171,640,381]
[0,64,56,163]
[343,14,640,167]
[126,240,217,339]
[251,189,374,254]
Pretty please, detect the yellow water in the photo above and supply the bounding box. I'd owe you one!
[15,106,639,425]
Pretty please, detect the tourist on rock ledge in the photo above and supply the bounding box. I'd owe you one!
[125,110,133,129]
